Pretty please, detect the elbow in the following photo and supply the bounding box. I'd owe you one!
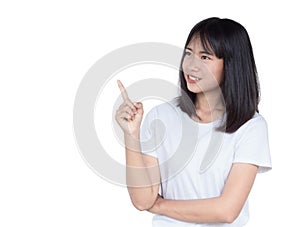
[132,200,154,211]
[221,206,241,224]
[131,197,156,211]
[218,198,241,224]
[133,203,150,211]
[223,212,238,224]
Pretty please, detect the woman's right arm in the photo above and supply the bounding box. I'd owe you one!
[115,80,160,211]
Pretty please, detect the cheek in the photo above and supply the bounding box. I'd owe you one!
[211,64,224,84]
[181,59,188,73]
[213,70,223,84]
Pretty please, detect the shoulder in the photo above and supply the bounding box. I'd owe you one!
[142,98,183,132]
[233,112,269,143]
[148,98,181,118]
[240,113,268,131]
[232,113,272,172]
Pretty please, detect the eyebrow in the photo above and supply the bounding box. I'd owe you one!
[185,47,213,55]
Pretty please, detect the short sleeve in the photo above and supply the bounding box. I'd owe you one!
[140,107,158,158]
[233,116,272,173]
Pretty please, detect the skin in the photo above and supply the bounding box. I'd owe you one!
[182,36,225,123]
[115,80,160,210]
[148,164,258,223]
[115,36,259,223]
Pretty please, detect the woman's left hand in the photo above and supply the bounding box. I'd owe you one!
[148,194,164,214]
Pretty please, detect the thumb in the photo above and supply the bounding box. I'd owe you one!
[134,102,143,109]
[134,102,143,115]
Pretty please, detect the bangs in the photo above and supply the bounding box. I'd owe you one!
[199,34,216,56]
[185,20,225,59]
[187,34,216,56]
[200,29,224,59]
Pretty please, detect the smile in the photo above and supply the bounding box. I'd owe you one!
[187,74,201,83]
[188,75,201,81]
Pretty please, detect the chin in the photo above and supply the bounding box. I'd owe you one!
[187,83,203,94]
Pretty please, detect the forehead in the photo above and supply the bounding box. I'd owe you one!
[187,35,203,49]
[186,35,214,54]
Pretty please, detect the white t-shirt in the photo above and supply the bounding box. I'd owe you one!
[140,99,272,227]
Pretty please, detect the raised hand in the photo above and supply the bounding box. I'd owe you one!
[115,80,144,135]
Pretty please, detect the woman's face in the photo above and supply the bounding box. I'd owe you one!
[182,36,224,94]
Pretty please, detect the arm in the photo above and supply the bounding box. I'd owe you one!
[149,163,258,223]
[116,80,160,211]
[125,132,160,211]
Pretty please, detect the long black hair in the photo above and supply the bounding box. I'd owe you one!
[178,17,260,133]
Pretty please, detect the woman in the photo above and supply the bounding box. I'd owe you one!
[115,17,272,226]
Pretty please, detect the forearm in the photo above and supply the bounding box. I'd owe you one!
[149,163,257,223]
[153,197,234,224]
[125,132,159,210]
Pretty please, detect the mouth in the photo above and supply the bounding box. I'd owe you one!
[188,75,201,81]
[187,74,201,83]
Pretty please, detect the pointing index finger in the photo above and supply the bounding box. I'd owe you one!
[117,80,130,101]
[117,80,136,110]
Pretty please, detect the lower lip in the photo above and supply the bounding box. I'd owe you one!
[186,75,200,84]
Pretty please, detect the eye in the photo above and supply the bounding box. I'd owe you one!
[201,55,211,60]
[184,50,192,56]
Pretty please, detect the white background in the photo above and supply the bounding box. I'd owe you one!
[1,0,299,226]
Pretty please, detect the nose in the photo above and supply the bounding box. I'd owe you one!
[187,55,201,72]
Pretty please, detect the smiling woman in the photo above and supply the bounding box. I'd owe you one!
[183,38,224,92]
[178,18,260,132]
[182,35,225,123]
[115,17,272,227]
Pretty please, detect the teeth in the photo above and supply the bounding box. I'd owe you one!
[189,75,200,81]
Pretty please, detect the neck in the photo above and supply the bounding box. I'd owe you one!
[194,90,225,122]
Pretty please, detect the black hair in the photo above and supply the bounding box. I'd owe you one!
[178,17,260,133]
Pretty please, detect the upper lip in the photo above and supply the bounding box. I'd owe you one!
[188,74,201,79]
